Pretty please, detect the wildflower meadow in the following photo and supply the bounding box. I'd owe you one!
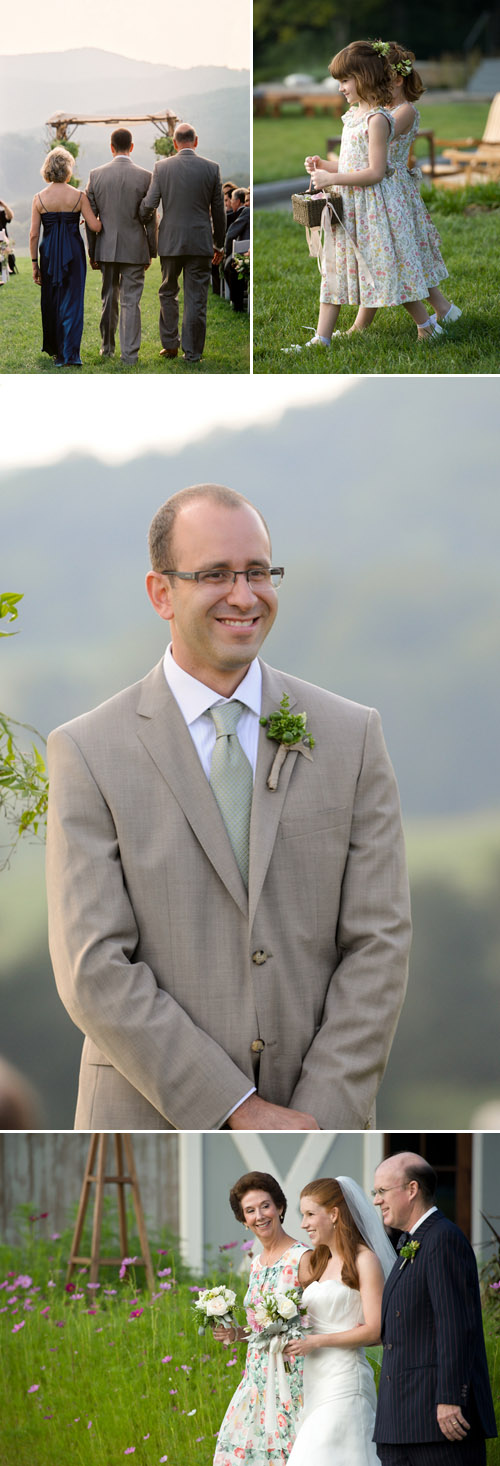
[2,1207,500,1466]
[1,1209,251,1466]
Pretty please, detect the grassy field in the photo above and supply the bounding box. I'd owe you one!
[2,1224,499,1466]
[254,101,491,183]
[253,194,500,373]
[0,260,249,374]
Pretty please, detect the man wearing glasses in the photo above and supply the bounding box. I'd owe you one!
[373,1151,497,1464]
[47,483,411,1131]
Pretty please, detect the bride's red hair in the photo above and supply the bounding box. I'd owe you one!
[301,1178,366,1290]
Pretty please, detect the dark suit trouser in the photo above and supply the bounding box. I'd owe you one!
[99,262,145,362]
[224,257,246,311]
[159,255,212,360]
[377,1438,486,1465]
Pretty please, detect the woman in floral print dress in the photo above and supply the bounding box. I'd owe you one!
[213,1171,309,1465]
[285,39,445,351]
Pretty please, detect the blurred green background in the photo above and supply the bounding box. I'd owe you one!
[1,376,499,1128]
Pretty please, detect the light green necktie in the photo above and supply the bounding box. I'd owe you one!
[209,700,253,886]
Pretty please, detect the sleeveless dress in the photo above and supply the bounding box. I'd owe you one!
[213,1242,307,1466]
[38,193,86,364]
[389,104,448,288]
[287,1278,379,1466]
[320,106,435,307]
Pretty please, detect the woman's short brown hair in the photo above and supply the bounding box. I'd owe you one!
[40,147,74,184]
[229,1171,287,1224]
[329,40,394,107]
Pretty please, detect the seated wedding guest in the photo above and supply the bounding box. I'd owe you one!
[0,1056,42,1128]
[0,197,15,283]
[85,129,157,365]
[224,188,251,311]
[30,148,102,367]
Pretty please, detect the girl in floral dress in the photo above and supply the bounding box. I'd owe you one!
[286,39,445,350]
[386,42,461,328]
[213,1171,309,1466]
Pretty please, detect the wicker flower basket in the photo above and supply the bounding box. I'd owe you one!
[291,190,343,228]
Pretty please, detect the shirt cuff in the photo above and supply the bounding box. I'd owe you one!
[217,1088,256,1128]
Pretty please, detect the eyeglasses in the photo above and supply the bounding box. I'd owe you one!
[159,567,285,589]
[371,1184,409,1198]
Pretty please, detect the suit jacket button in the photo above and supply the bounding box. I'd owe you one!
[250,1039,265,1053]
[387,1343,393,1350]
[252,950,267,965]
[395,1310,401,1318]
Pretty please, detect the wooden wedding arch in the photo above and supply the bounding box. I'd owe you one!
[46,108,179,141]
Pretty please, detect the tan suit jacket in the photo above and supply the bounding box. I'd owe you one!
[46,659,411,1131]
[86,155,158,265]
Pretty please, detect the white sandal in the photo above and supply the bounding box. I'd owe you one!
[281,330,330,353]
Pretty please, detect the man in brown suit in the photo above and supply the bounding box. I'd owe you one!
[86,128,157,365]
[46,485,411,1132]
[139,122,225,362]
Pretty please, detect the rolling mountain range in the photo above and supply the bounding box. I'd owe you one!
[0,48,250,241]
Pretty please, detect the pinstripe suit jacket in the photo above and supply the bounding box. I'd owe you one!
[375,1210,497,1443]
[46,656,411,1131]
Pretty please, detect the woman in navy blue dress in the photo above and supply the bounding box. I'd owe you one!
[30,147,102,366]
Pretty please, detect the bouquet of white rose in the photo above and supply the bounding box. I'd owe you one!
[246,1286,306,1357]
[193,1284,239,1335]
[246,1287,307,1433]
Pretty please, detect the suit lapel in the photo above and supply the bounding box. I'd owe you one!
[135,661,248,917]
[381,1210,442,1325]
[248,662,304,927]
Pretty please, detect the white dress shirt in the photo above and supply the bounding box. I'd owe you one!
[163,643,262,777]
[410,1205,438,1234]
[162,643,261,1121]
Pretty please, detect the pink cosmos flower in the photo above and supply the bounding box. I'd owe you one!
[12,1322,25,1332]
[28,1384,40,1393]
[240,1241,254,1252]
[158,1267,171,1276]
[219,1241,238,1251]
[128,1308,144,1320]
[119,1257,139,1280]
[14,1275,33,1289]
[124,1449,136,1455]
[161,1355,172,1363]
[87,1283,100,1289]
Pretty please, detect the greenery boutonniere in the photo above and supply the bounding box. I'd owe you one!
[399,1240,420,1269]
[260,694,315,790]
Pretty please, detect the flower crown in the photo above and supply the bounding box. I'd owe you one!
[393,57,413,76]
[371,39,413,77]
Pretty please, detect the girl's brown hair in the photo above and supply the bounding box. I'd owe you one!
[329,40,394,107]
[387,41,424,102]
[301,1178,366,1290]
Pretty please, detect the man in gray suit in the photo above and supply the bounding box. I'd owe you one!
[139,122,225,362]
[86,129,157,365]
[46,484,411,1132]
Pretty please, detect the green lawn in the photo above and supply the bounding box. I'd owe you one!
[254,101,491,182]
[253,198,500,373]
[0,259,249,374]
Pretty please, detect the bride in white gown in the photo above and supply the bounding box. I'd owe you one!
[285,1176,396,1466]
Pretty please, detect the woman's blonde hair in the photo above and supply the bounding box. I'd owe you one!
[301,1178,366,1290]
[329,39,394,106]
[41,147,74,184]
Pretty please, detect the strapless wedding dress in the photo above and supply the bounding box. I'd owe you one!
[288,1278,379,1465]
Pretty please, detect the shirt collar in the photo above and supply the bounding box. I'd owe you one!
[163,643,262,724]
[410,1205,438,1234]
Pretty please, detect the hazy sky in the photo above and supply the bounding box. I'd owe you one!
[1,0,250,70]
[2,379,355,470]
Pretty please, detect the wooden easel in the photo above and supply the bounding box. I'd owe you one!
[66,1133,155,1288]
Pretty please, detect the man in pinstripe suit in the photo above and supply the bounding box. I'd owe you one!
[373,1152,497,1466]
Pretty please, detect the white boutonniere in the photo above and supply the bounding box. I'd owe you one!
[399,1240,420,1269]
[260,694,315,790]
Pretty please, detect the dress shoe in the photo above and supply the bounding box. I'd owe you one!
[160,347,178,358]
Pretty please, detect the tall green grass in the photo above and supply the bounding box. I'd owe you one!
[3,1212,499,1465]
[254,103,491,184]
